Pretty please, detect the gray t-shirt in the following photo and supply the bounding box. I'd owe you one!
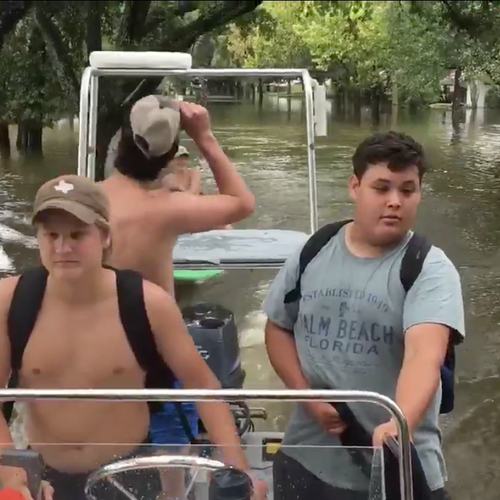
[262,225,465,492]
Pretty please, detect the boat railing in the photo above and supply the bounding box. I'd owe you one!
[0,388,413,500]
[78,51,328,235]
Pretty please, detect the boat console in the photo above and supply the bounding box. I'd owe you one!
[0,388,414,500]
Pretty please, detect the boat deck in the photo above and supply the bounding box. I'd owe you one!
[173,229,310,270]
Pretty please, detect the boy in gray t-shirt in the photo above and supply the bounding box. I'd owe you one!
[263,131,464,500]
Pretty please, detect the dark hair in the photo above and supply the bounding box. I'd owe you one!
[114,123,179,182]
[352,131,428,181]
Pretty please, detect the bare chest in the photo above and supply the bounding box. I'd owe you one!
[20,299,143,389]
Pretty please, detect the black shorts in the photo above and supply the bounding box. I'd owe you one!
[39,438,160,500]
[273,450,451,500]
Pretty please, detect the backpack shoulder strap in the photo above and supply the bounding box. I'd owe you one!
[4,266,48,422]
[284,219,352,304]
[400,232,432,293]
[114,267,197,443]
[114,268,165,374]
[7,266,48,372]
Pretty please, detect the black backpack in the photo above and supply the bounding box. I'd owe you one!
[283,219,460,415]
[3,266,197,442]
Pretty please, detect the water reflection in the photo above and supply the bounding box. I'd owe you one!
[2,97,500,499]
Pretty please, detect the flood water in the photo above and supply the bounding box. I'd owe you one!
[2,96,500,499]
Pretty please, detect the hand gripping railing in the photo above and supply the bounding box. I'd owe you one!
[0,389,413,500]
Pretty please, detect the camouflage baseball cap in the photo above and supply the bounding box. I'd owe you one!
[130,95,181,159]
[32,175,109,226]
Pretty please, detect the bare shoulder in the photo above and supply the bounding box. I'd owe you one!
[0,275,20,321]
[141,279,187,345]
[142,279,172,303]
[149,188,192,205]
[0,275,20,304]
[141,279,178,322]
[146,189,196,225]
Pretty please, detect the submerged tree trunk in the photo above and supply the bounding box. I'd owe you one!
[0,122,11,159]
[258,79,264,107]
[16,121,43,155]
[334,86,344,115]
[370,85,381,125]
[351,88,362,124]
[452,68,462,112]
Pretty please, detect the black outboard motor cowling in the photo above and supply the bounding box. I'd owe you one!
[182,302,246,389]
[209,468,253,500]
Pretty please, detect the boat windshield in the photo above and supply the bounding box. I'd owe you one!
[2,389,412,500]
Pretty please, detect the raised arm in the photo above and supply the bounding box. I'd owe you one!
[151,103,255,235]
[186,167,202,195]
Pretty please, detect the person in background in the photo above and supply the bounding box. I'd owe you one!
[100,96,251,297]
[161,145,201,195]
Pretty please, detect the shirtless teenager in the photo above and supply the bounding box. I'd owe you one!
[99,95,255,297]
[0,176,265,500]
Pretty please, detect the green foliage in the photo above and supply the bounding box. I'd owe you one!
[0,0,263,157]
[4,0,500,137]
[0,14,67,124]
[220,3,311,68]
[217,0,500,104]
[381,2,451,101]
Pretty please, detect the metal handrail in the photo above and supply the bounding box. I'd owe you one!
[0,388,413,500]
[77,65,319,234]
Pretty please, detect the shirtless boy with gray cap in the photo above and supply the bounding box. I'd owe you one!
[100,96,254,297]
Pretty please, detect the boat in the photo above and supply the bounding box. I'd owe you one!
[1,388,414,500]
[15,51,416,499]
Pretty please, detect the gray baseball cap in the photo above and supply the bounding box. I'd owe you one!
[130,95,181,159]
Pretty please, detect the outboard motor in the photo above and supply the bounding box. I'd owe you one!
[182,302,245,389]
[209,468,253,500]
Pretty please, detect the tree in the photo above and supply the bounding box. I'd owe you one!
[222,2,311,69]
[382,2,451,104]
[0,1,32,50]
[0,1,263,172]
[220,0,484,110]
[409,0,500,86]
[0,8,74,156]
[47,1,264,179]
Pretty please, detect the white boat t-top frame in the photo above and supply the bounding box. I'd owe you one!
[77,51,328,270]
